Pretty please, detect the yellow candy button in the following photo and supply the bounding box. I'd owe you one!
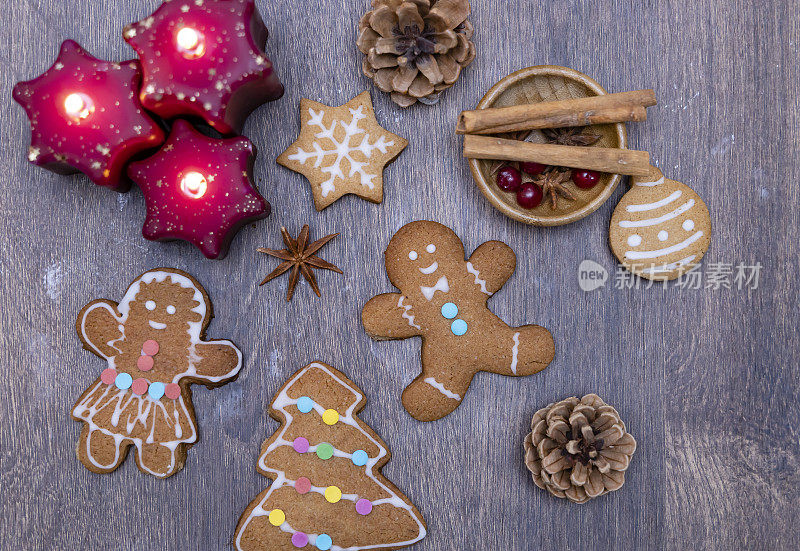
[324,486,342,503]
[268,509,285,526]
[322,409,339,425]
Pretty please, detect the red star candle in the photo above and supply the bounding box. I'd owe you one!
[123,0,283,136]
[12,40,165,192]
[127,119,270,259]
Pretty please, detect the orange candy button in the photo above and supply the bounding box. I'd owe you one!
[142,339,159,356]
[165,383,181,400]
[137,355,154,371]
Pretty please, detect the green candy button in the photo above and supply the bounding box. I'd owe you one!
[316,442,334,460]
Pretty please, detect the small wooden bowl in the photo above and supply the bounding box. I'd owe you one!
[468,66,628,226]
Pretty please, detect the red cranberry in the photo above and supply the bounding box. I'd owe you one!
[516,183,543,209]
[572,169,601,189]
[520,162,547,176]
[496,165,522,192]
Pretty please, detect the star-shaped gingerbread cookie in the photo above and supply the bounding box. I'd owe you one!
[278,91,407,211]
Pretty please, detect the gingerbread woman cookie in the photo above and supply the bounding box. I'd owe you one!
[362,221,555,422]
[72,269,242,478]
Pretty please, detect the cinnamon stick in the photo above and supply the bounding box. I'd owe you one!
[456,90,656,135]
[463,135,651,176]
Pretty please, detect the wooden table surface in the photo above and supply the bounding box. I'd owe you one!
[2,1,798,549]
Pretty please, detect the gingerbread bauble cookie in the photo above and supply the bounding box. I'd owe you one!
[72,269,242,478]
[362,221,555,422]
[609,166,711,280]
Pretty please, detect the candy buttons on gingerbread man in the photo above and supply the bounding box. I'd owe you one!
[362,221,555,422]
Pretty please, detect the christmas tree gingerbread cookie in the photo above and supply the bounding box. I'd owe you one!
[609,165,712,280]
[72,268,242,478]
[362,221,555,422]
[235,362,426,551]
[277,91,407,211]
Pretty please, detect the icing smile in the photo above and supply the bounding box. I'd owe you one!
[418,262,438,274]
[148,320,167,330]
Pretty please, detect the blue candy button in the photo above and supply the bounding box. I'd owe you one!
[297,396,314,413]
[115,372,133,390]
[451,319,468,336]
[316,534,332,550]
[352,450,369,466]
[148,381,165,400]
[441,302,458,319]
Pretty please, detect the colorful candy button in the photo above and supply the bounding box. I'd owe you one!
[137,355,154,372]
[115,372,133,390]
[315,534,332,551]
[291,532,309,548]
[316,443,334,460]
[322,409,339,425]
[101,368,117,385]
[441,302,458,319]
[297,396,314,413]
[351,450,368,466]
[324,486,342,503]
[131,378,149,395]
[268,509,285,527]
[165,383,181,400]
[148,381,166,400]
[142,339,159,355]
[293,437,310,454]
[451,319,468,336]
[355,498,373,516]
[295,477,311,494]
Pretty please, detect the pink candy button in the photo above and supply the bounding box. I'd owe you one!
[355,499,373,516]
[131,378,149,395]
[137,355,154,371]
[142,339,159,356]
[292,437,309,454]
[165,383,181,400]
[291,532,308,548]
[100,368,117,385]
[295,477,311,494]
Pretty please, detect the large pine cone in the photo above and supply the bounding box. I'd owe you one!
[357,0,476,107]
[523,394,637,504]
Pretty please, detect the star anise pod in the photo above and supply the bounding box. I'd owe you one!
[542,126,602,147]
[258,225,342,301]
[534,168,574,209]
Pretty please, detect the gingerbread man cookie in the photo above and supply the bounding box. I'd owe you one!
[72,269,242,478]
[362,221,555,422]
[609,165,711,280]
[235,362,426,550]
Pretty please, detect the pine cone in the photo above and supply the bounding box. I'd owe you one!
[523,394,637,504]
[357,0,476,107]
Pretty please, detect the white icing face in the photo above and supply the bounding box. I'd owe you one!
[408,251,418,261]
[627,235,642,247]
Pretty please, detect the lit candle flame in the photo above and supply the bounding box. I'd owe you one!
[180,171,208,199]
[176,27,205,59]
[64,93,94,120]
